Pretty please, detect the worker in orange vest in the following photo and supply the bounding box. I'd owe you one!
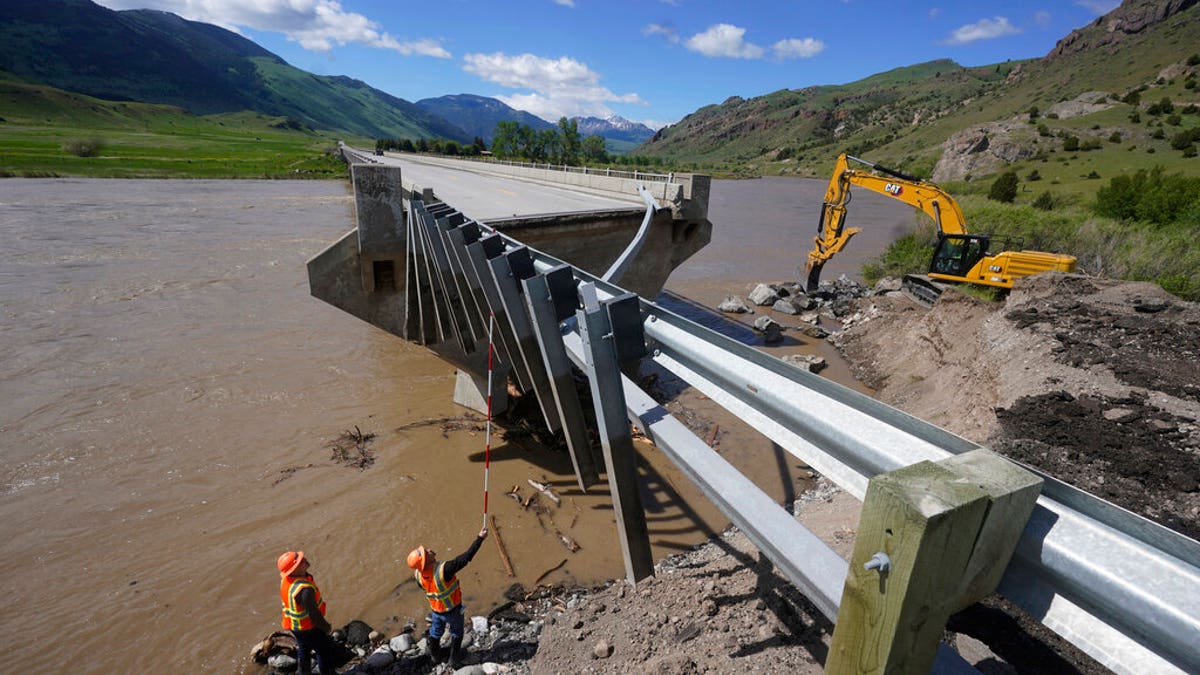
[407,526,489,668]
[278,550,338,675]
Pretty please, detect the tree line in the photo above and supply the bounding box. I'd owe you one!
[375,117,670,171]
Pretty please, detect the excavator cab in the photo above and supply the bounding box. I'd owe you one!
[929,233,989,278]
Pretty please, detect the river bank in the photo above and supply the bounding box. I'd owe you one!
[300,271,1199,675]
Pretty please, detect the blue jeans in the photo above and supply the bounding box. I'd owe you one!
[429,604,464,640]
[293,628,339,674]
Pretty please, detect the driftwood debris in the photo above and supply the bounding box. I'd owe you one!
[533,558,568,587]
[555,530,581,552]
[329,426,376,469]
[490,515,516,578]
[505,485,523,504]
[706,423,720,447]
[396,415,486,438]
[527,478,561,505]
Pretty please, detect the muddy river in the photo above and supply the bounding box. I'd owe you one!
[0,176,909,672]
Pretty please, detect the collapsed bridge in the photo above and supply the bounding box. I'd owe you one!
[307,148,1200,675]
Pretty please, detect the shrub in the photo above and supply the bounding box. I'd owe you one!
[1027,169,1042,181]
[1032,191,1059,211]
[989,171,1019,203]
[1188,54,1200,66]
[1037,123,1051,136]
[1122,90,1142,105]
[61,138,103,157]
[1170,129,1200,150]
[1063,136,1080,151]
[1081,138,1103,151]
[1129,112,1141,123]
[1045,112,1059,119]
[1183,104,1199,115]
[1185,146,1198,158]
[1086,171,1101,179]
[1152,128,1166,140]
[1109,131,1122,143]
[1095,167,1200,224]
[1167,114,1183,126]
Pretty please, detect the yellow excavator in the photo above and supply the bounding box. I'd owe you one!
[803,153,1077,304]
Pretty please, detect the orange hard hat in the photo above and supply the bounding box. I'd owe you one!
[277,550,305,576]
[406,546,428,571]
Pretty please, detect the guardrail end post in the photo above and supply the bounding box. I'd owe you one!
[827,461,989,675]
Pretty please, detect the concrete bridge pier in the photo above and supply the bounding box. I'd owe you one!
[308,161,712,422]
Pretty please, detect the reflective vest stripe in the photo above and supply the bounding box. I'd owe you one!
[416,562,461,612]
[280,576,326,630]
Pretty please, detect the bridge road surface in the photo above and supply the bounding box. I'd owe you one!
[377,154,646,221]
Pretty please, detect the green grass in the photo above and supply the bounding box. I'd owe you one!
[861,192,1200,301]
[0,74,362,178]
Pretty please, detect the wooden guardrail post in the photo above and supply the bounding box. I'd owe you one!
[827,449,1042,674]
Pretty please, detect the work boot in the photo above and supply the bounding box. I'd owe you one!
[427,637,445,664]
[448,634,464,669]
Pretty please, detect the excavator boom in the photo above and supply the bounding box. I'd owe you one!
[802,154,1075,299]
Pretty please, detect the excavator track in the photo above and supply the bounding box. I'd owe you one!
[901,274,946,308]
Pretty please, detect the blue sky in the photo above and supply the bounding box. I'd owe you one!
[94,0,1121,130]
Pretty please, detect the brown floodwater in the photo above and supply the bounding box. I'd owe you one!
[0,176,912,673]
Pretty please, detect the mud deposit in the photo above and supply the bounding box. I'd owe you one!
[833,273,1200,539]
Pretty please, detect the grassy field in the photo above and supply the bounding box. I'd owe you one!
[0,74,364,179]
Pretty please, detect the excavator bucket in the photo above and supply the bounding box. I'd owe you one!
[804,265,823,294]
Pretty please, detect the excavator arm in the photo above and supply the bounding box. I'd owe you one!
[803,154,967,292]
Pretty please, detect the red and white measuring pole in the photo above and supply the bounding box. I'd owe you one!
[482,311,495,529]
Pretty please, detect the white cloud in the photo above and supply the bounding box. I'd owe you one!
[463,52,645,122]
[929,7,940,20]
[643,23,680,44]
[92,0,450,57]
[943,17,1021,45]
[772,38,825,60]
[685,24,765,59]
[1034,10,1052,28]
[553,0,575,7]
[1076,0,1120,15]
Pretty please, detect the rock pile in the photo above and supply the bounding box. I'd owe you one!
[718,276,900,362]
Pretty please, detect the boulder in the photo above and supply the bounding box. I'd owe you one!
[783,354,827,373]
[388,634,413,654]
[753,316,784,343]
[873,276,902,294]
[471,615,489,634]
[341,620,374,647]
[796,323,830,340]
[268,654,297,671]
[362,646,395,669]
[747,283,779,306]
[718,295,752,314]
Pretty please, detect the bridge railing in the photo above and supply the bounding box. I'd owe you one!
[420,153,677,183]
[317,163,1199,675]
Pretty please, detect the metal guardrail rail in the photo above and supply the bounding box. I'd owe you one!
[374,169,1199,675]
[429,154,676,183]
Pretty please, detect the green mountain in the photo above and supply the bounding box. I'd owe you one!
[0,0,467,140]
[416,94,554,143]
[637,0,1200,183]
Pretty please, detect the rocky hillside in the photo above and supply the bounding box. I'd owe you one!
[636,0,1200,182]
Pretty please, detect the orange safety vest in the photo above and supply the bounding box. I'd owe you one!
[280,574,327,631]
[416,562,462,613]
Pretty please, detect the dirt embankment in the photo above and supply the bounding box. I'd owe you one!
[832,273,1200,538]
